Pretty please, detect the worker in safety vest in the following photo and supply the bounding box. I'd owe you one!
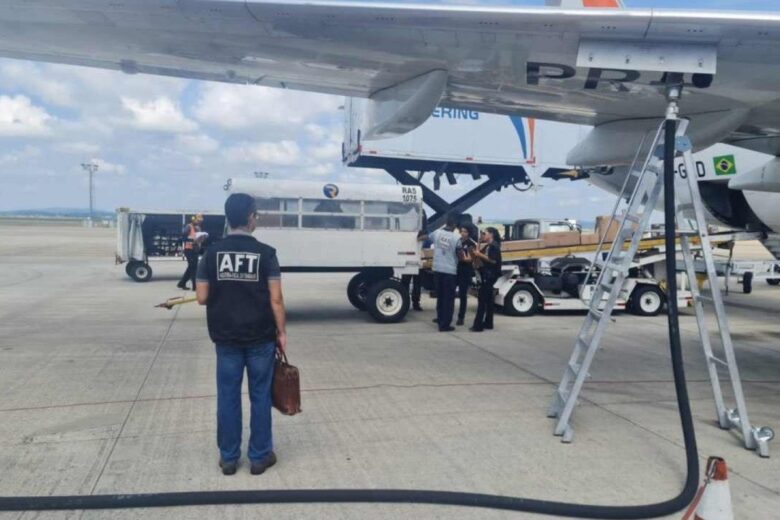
[195,193,286,476]
[178,213,204,290]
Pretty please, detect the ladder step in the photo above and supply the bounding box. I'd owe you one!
[567,362,581,376]
[708,355,729,368]
[606,263,629,275]
[677,229,698,236]
[696,294,713,303]
[677,202,695,212]
[589,308,603,320]
[624,213,641,224]
[600,280,614,291]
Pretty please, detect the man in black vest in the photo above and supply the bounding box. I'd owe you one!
[196,193,287,476]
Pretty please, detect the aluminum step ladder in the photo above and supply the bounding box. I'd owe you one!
[547,121,665,443]
[547,118,774,456]
[675,130,774,458]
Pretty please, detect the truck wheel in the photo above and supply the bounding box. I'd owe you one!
[743,272,753,294]
[630,285,664,317]
[366,279,409,323]
[129,262,153,282]
[347,273,369,310]
[504,284,539,317]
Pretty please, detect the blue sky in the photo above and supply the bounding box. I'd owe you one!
[0,0,773,222]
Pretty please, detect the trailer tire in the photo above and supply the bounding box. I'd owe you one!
[128,262,153,282]
[504,284,539,317]
[347,273,369,311]
[630,284,664,317]
[743,272,753,294]
[366,279,409,323]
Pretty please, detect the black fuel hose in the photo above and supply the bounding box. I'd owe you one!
[0,118,699,517]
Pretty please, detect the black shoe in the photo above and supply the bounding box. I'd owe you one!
[219,458,238,476]
[469,327,483,333]
[456,318,464,326]
[413,304,423,311]
[177,282,187,290]
[432,318,438,323]
[439,326,455,332]
[250,452,277,475]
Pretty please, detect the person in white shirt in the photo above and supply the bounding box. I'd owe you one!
[420,214,459,332]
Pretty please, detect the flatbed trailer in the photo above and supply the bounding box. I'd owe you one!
[493,231,763,317]
[721,259,780,294]
[494,253,694,317]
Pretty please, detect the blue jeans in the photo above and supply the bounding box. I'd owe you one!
[215,341,276,463]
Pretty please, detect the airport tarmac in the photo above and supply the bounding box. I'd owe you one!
[1,222,779,519]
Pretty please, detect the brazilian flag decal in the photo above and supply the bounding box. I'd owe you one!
[713,154,737,176]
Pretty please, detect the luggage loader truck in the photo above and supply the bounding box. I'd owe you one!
[494,256,685,317]
[486,217,702,317]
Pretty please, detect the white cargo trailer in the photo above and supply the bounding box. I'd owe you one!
[344,98,586,174]
[224,178,423,323]
[343,99,586,229]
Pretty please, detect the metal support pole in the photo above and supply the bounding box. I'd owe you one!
[81,162,99,227]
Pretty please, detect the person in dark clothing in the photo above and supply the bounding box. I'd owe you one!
[457,214,480,248]
[178,213,204,290]
[455,226,477,326]
[471,227,502,332]
[403,209,428,311]
[402,274,423,311]
[196,194,287,476]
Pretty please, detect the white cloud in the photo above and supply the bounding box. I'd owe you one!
[0,62,76,107]
[176,133,220,155]
[308,141,341,162]
[121,96,197,133]
[192,84,340,130]
[224,140,301,166]
[55,141,101,155]
[305,123,332,141]
[88,158,126,176]
[0,145,41,165]
[0,95,52,137]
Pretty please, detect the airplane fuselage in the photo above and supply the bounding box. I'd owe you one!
[587,143,780,233]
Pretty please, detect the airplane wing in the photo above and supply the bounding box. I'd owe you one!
[1,1,780,153]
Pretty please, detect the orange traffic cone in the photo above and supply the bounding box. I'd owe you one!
[694,457,734,520]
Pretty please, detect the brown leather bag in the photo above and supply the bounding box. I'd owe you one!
[272,351,301,415]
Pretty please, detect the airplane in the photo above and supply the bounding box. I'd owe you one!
[1,0,780,257]
[584,144,780,242]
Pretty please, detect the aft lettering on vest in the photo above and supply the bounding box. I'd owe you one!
[217,252,261,282]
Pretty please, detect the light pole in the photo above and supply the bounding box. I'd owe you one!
[81,162,99,226]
